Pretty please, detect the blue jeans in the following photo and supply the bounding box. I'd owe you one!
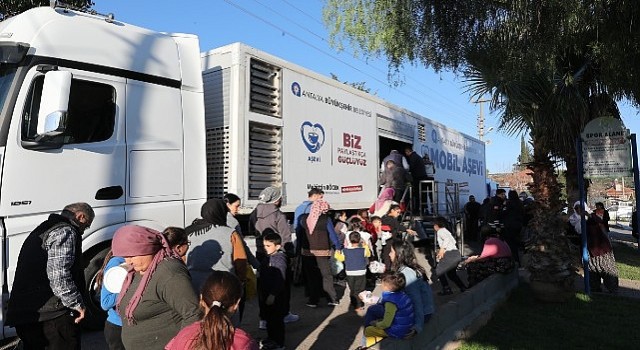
[364,303,385,326]
[363,304,387,347]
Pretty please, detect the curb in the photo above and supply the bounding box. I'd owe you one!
[367,269,519,350]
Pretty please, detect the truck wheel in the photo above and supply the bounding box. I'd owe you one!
[82,245,110,330]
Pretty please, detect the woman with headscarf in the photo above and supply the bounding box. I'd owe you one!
[379,159,410,203]
[586,212,619,293]
[224,192,260,269]
[464,226,514,287]
[369,187,397,218]
[593,202,611,234]
[250,186,293,256]
[185,199,250,294]
[224,193,243,235]
[298,199,343,307]
[245,187,299,329]
[111,225,200,350]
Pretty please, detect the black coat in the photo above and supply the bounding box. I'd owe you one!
[6,214,84,325]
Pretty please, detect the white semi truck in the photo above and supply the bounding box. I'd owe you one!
[0,3,486,335]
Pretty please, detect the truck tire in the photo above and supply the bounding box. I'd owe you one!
[81,245,110,330]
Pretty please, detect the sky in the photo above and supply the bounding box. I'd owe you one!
[93,0,640,174]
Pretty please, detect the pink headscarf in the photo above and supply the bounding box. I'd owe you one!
[112,225,178,325]
[306,199,330,234]
[374,188,395,211]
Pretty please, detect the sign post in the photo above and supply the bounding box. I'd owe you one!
[582,117,632,178]
[631,135,640,250]
[580,117,634,293]
[576,138,590,295]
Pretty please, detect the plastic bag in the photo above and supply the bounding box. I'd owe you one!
[358,290,380,304]
[380,231,393,243]
[330,252,344,275]
[369,260,386,274]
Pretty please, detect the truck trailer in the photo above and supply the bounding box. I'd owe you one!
[0,4,485,335]
[202,43,487,213]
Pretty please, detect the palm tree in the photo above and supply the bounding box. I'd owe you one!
[544,59,621,203]
[466,63,579,297]
[466,51,625,299]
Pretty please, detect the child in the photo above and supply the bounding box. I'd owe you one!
[165,270,258,350]
[433,216,467,295]
[354,209,377,251]
[335,231,370,311]
[369,216,385,259]
[98,250,126,350]
[367,216,387,288]
[346,217,378,291]
[344,218,373,256]
[163,226,190,262]
[389,240,435,334]
[333,210,348,242]
[361,272,414,348]
[258,231,288,350]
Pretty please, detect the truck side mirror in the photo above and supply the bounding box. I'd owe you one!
[37,70,72,136]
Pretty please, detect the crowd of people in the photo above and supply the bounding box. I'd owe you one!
[3,147,502,350]
[15,147,626,349]
[463,188,530,266]
[6,187,441,350]
[568,200,620,293]
[464,188,622,295]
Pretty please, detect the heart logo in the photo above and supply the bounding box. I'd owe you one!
[300,121,325,153]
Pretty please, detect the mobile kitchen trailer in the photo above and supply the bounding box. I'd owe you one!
[201,43,487,214]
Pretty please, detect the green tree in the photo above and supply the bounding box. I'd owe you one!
[323,1,640,98]
[323,0,637,219]
[329,73,373,94]
[1,1,93,20]
[465,66,577,290]
[517,136,532,170]
[323,0,640,294]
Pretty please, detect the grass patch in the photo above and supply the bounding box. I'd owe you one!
[458,285,640,349]
[613,241,640,280]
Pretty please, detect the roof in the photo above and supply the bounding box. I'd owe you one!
[0,7,183,81]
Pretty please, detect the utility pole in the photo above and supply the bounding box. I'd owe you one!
[473,99,490,141]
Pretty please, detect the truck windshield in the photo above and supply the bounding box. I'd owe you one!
[0,65,17,117]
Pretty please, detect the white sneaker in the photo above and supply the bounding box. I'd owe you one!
[259,320,267,330]
[284,312,299,323]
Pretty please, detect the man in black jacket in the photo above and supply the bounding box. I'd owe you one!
[7,202,94,350]
[486,189,507,224]
[464,195,482,241]
[404,146,429,214]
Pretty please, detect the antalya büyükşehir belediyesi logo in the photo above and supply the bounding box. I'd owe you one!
[291,82,301,97]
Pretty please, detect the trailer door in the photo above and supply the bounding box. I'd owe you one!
[377,113,414,143]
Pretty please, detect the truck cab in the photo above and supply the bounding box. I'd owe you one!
[0,5,205,336]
